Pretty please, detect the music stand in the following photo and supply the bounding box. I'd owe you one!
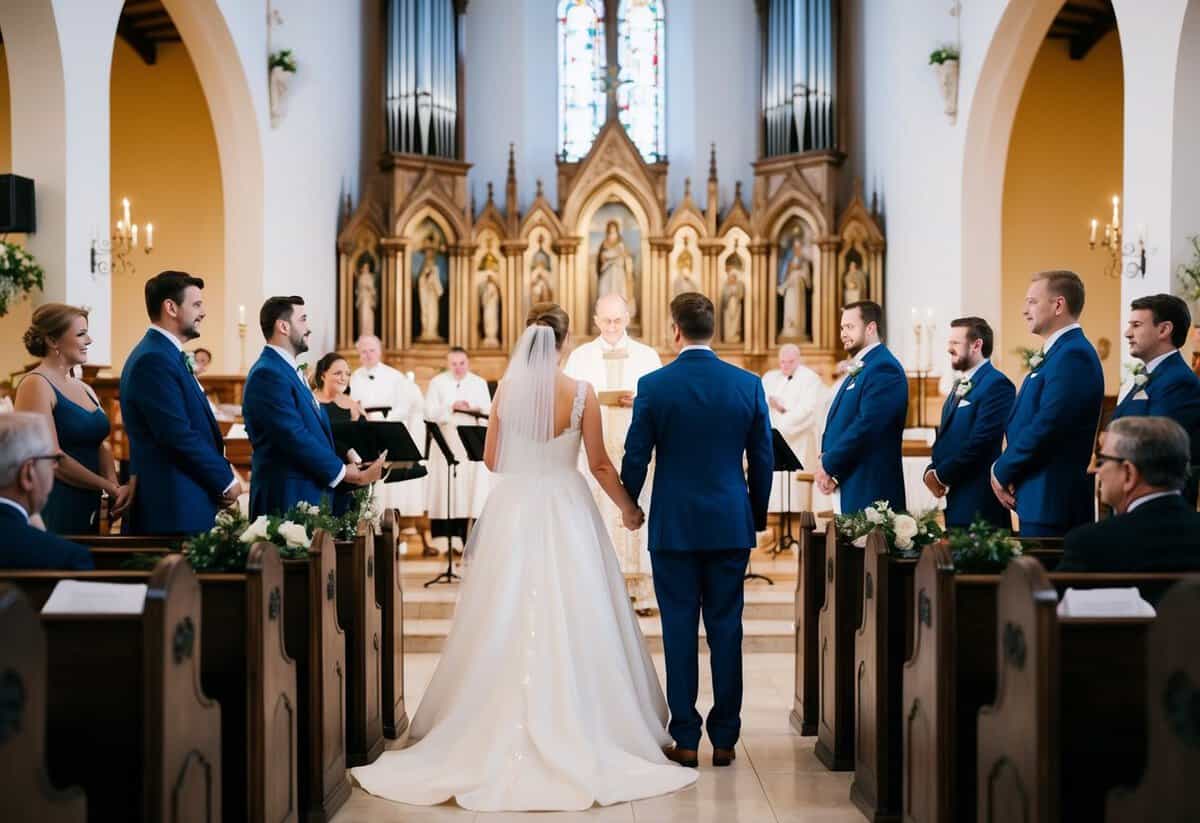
[424,423,461,587]
[330,420,427,482]
[769,429,804,555]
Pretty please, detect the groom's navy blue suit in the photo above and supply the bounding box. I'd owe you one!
[622,347,773,751]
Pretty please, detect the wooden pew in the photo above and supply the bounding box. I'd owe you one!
[789,512,821,736]
[0,584,87,823]
[282,530,351,822]
[1107,577,1200,821]
[375,510,410,738]
[333,524,385,766]
[63,534,181,571]
[851,532,916,821]
[0,555,223,821]
[902,546,1175,823]
[976,556,1162,823]
[4,548,299,823]
[815,524,865,770]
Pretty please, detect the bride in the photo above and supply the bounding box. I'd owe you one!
[351,303,697,811]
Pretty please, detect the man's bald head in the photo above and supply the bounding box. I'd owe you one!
[594,294,630,345]
[779,344,801,376]
[356,334,383,368]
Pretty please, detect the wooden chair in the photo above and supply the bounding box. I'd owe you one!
[0,585,87,823]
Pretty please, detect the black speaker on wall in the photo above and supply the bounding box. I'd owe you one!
[0,175,36,233]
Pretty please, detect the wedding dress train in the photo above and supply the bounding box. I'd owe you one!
[350,379,697,811]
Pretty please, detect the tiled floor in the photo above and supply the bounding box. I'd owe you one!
[331,652,860,822]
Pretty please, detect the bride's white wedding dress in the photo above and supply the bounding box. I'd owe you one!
[351,366,697,811]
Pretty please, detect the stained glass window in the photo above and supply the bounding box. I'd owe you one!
[558,0,607,162]
[617,0,665,162]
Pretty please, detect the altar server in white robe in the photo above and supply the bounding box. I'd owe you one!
[763,344,830,515]
[425,347,492,553]
[564,294,662,609]
[349,335,427,522]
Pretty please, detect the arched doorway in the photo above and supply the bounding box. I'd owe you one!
[1171,0,1200,316]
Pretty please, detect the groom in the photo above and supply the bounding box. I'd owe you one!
[622,292,773,768]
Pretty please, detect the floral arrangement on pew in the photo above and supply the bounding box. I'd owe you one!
[835,500,943,556]
[0,241,45,316]
[945,518,1024,573]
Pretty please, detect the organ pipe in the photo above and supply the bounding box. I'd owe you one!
[385,0,460,158]
[762,0,837,157]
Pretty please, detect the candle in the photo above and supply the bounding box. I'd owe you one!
[925,306,934,322]
[115,220,124,238]
[1089,219,1098,244]
[1112,195,1120,230]
[122,198,131,229]
[238,304,246,325]
[131,224,138,247]
[1137,224,1146,245]
[145,223,153,250]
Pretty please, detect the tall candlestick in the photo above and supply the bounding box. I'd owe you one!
[1089,219,1098,245]
[123,198,131,229]
[145,223,153,250]
[130,224,138,247]
[238,304,246,325]
[1112,195,1120,230]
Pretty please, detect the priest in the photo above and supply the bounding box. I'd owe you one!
[424,347,492,554]
[349,335,428,545]
[564,293,662,609]
[762,343,829,515]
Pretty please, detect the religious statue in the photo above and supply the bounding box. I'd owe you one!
[596,219,637,319]
[721,248,747,344]
[529,236,554,305]
[477,240,502,348]
[843,259,867,306]
[416,233,445,342]
[355,258,377,338]
[670,238,701,298]
[778,233,813,340]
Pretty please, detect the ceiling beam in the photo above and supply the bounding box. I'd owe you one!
[118,17,157,65]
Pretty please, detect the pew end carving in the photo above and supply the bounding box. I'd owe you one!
[815,523,866,771]
[334,523,386,767]
[377,509,410,739]
[790,511,821,736]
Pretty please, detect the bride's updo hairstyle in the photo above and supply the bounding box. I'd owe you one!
[526,302,569,350]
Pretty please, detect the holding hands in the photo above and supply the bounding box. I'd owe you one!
[621,505,645,531]
[813,458,838,495]
[922,469,947,499]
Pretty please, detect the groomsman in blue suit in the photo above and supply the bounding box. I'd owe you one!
[242,296,383,518]
[622,293,773,768]
[121,271,241,534]
[815,301,908,513]
[923,317,1015,528]
[1112,293,1200,505]
[992,271,1104,536]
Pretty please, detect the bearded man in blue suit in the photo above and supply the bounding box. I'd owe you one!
[924,317,1015,528]
[1111,293,1200,506]
[815,301,908,514]
[992,270,1104,536]
[241,296,384,518]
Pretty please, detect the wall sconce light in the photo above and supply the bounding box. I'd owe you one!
[91,197,155,276]
[1088,195,1147,278]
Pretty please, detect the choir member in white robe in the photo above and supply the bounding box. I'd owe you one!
[349,336,428,531]
[763,344,830,517]
[563,294,662,609]
[424,348,492,553]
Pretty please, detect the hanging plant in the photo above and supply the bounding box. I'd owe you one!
[928,46,960,65]
[268,49,297,74]
[929,46,960,122]
[0,241,45,316]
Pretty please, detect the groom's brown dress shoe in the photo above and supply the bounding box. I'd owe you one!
[664,747,699,768]
[713,748,736,767]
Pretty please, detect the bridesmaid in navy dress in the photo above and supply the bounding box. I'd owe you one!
[313,353,367,516]
[14,304,134,533]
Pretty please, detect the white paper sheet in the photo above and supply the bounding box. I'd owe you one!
[1057,587,1156,618]
[41,580,148,615]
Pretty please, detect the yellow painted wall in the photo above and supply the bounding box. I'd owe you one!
[110,37,224,371]
[0,44,37,382]
[1001,31,1124,393]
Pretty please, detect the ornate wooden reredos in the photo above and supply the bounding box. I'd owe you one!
[336,0,885,381]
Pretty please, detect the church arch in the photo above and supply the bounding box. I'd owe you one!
[1171,0,1200,298]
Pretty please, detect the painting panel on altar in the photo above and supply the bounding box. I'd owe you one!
[526,231,557,309]
[352,251,381,342]
[776,216,815,343]
[719,236,748,345]
[411,218,450,343]
[476,238,503,349]
[588,201,641,332]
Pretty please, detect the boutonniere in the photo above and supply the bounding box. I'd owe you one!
[1126,360,1149,389]
[847,360,864,378]
[184,353,196,375]
[296,362,309,376]
[955,378,973,398]
[1028,350,1045,371]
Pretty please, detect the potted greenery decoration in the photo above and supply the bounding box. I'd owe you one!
[945,519,1025,573]
[1176,234,1200,321]
[269,49,297,126]
[0,241,45,316]
[836,500,944,556]
[929,46,960,122]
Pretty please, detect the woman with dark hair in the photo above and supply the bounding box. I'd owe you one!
[14,303,133,532]
[313,352,366,516]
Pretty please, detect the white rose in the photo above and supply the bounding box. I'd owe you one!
[893,514,919,542]
[277,521,311,549]
[895,535,913,550]
[864,507,884,524]
[239,515,271,543]
[852,535,869,548]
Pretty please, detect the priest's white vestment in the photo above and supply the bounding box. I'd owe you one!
[424,371,492,522]
[349,363,427,518]
[563,333,661,608]
[762,365,830,514]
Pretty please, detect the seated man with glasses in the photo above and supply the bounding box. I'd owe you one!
[1060,416,1200,572]
[0,412,93,570]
